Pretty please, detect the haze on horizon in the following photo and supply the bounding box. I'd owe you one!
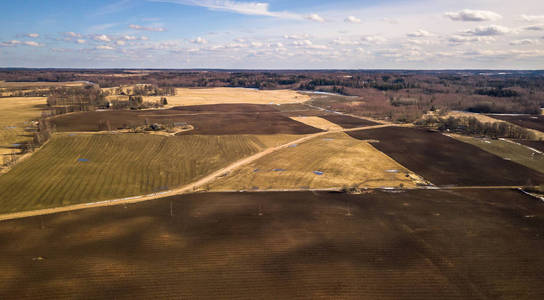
[0,0,543,69]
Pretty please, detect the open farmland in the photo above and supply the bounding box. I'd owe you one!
[347,127,544,186]
[0,189,542,299]
[0,97,46,155]
[289,116,343,131]
[143,87,310,107]
[0,133,292,213]
[0,81,88,97]
[0,81,87,88]
[451,135,544,174]
[49,104,322,135]
[210,132,421,190]
[320,114,379,128]
[489,114,544,133]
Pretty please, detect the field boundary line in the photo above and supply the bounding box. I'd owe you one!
[303,103,390,125]
[0,184,529,221]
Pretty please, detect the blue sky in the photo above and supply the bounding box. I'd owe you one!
[1,0,543,69]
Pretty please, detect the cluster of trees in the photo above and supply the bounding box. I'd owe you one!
[2,151,18,169]
[475,88,520,97]
[113,85,175,96]
[46,85,107,112]
[416,116,536,140]
[2,116,56,167]
[32,117,55,147]
[466,102,540,114]
[0,88,51,97]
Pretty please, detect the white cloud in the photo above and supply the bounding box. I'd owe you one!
[140,36,149,41]
[344,16,361,23]
[381,17,398,24]
[116,40,126,46]
[210,45,225,51]
[407,30,431,38]
[129,24,166,32]
[150,0,301,19]
[448,35,495,44]
[360,35,387,44]
[191,37,207,44]
[521,15,544,22]
[306,14,325,23]
[307,44,328,50]
[464,49,544,58]
[250,41,263,47]
[509,39,538,46]
[292,39,327,49]
[524,24,544,31]
[123,35,138,40]
[463,25,511,36]
[65,32,82,38]
[23,41,41,47]
[445,9,502,22]
[407,39,435,46]
[0,40,21,47]
[0,40,41,47]
[224,42,248,49]
[293,40,313,46]
[93,34,112,42]
[76,39,86,44]
[283,34,310,40]
[26,33,39,38]
[333,38,360,46]
[96,45,114,50]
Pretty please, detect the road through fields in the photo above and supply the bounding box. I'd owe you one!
[0,124,395,221]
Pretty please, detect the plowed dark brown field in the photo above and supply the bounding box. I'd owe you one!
[347,127,544,186]
[50,104,322,135]
[0,190,542,299]
[320,114,378,128]
[489,114,544,132]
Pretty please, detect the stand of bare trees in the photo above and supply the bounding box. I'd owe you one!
[417,116,536,140]
[33,117,55,148]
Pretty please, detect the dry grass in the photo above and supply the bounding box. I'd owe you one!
[446,111,502,123]
[0,133,303,213]
[209,132,420,190]
[290,116,343,131]
[143,87,310,107]
[0,97,47,156]
[0,81,86,88]
[451,134,544,174]
[0,81,87,97]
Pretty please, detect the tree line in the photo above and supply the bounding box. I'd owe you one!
[416,115,536,140]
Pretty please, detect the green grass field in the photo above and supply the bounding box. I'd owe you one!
[452,134,544,174]
[0,133,292,213]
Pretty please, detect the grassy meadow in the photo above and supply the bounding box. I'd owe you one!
[0,133,302,213]
[210,132,420,191]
